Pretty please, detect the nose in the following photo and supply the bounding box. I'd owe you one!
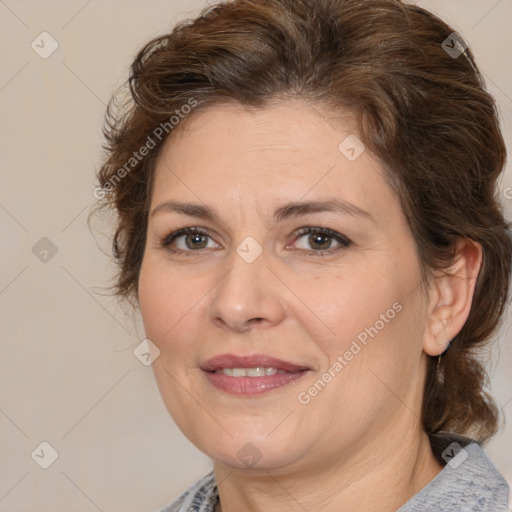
[207,245,286,332]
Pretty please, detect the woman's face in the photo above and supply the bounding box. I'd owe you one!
[138,100,431,472]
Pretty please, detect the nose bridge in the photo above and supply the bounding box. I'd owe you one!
[208,238,285,331]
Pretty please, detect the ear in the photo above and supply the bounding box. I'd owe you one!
[423,239,483,357]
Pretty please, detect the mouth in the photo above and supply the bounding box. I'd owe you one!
[201,354,311,396]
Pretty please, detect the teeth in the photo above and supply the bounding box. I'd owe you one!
[218,367,279,377]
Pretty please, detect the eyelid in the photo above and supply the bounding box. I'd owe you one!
[289,226,352,256]
[293,226,351,246]
[158,225,352,256]
[160,227,209,245]
[158,227,219,253]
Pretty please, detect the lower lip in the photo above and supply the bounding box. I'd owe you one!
[203,370,309,396]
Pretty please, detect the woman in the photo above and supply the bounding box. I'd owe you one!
[94,0,511,510]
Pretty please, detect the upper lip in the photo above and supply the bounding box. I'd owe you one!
[201,354,310,373]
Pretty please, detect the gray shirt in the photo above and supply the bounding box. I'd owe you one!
[156,433,509,511]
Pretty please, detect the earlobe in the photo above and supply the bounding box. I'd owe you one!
[423,239,482,357]
[424,315,451,356]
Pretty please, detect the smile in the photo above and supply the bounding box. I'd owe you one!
[215,367,284,377]
[201,354,311,395]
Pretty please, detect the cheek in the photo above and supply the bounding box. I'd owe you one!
[295,263,403,352]
[295,255,426,399]
[138,258,198,345]
[298,280,425,428]
[138,256,222,381]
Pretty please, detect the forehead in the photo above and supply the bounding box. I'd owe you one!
[150,100,397,221]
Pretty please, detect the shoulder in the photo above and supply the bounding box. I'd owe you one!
[153,470,218,512]
[400,432,510,511]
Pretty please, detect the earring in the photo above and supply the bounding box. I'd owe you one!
[436,338,452,376]
[434,318,450,376]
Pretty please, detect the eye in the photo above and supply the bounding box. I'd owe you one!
[291,226,351,255]
[158,226,352,257]
[159,227,219,254]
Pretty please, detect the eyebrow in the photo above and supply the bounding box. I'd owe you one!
[150,198,374,223]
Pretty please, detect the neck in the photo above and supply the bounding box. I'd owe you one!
[213,425,443,512]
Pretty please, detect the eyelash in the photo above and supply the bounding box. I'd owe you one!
[158,226,352,257]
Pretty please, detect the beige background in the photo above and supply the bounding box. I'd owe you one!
[0,1,511,511]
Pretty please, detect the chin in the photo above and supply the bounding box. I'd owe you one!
[194,427,310,472]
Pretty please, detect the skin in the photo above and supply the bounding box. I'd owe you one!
[138,99,482,512]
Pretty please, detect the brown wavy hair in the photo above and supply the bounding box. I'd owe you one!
[93,0,512,443]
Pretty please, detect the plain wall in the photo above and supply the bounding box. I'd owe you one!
[0,1,511,510]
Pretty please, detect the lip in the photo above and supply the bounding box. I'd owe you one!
[201,354,311,396]
[201,354,310,373]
